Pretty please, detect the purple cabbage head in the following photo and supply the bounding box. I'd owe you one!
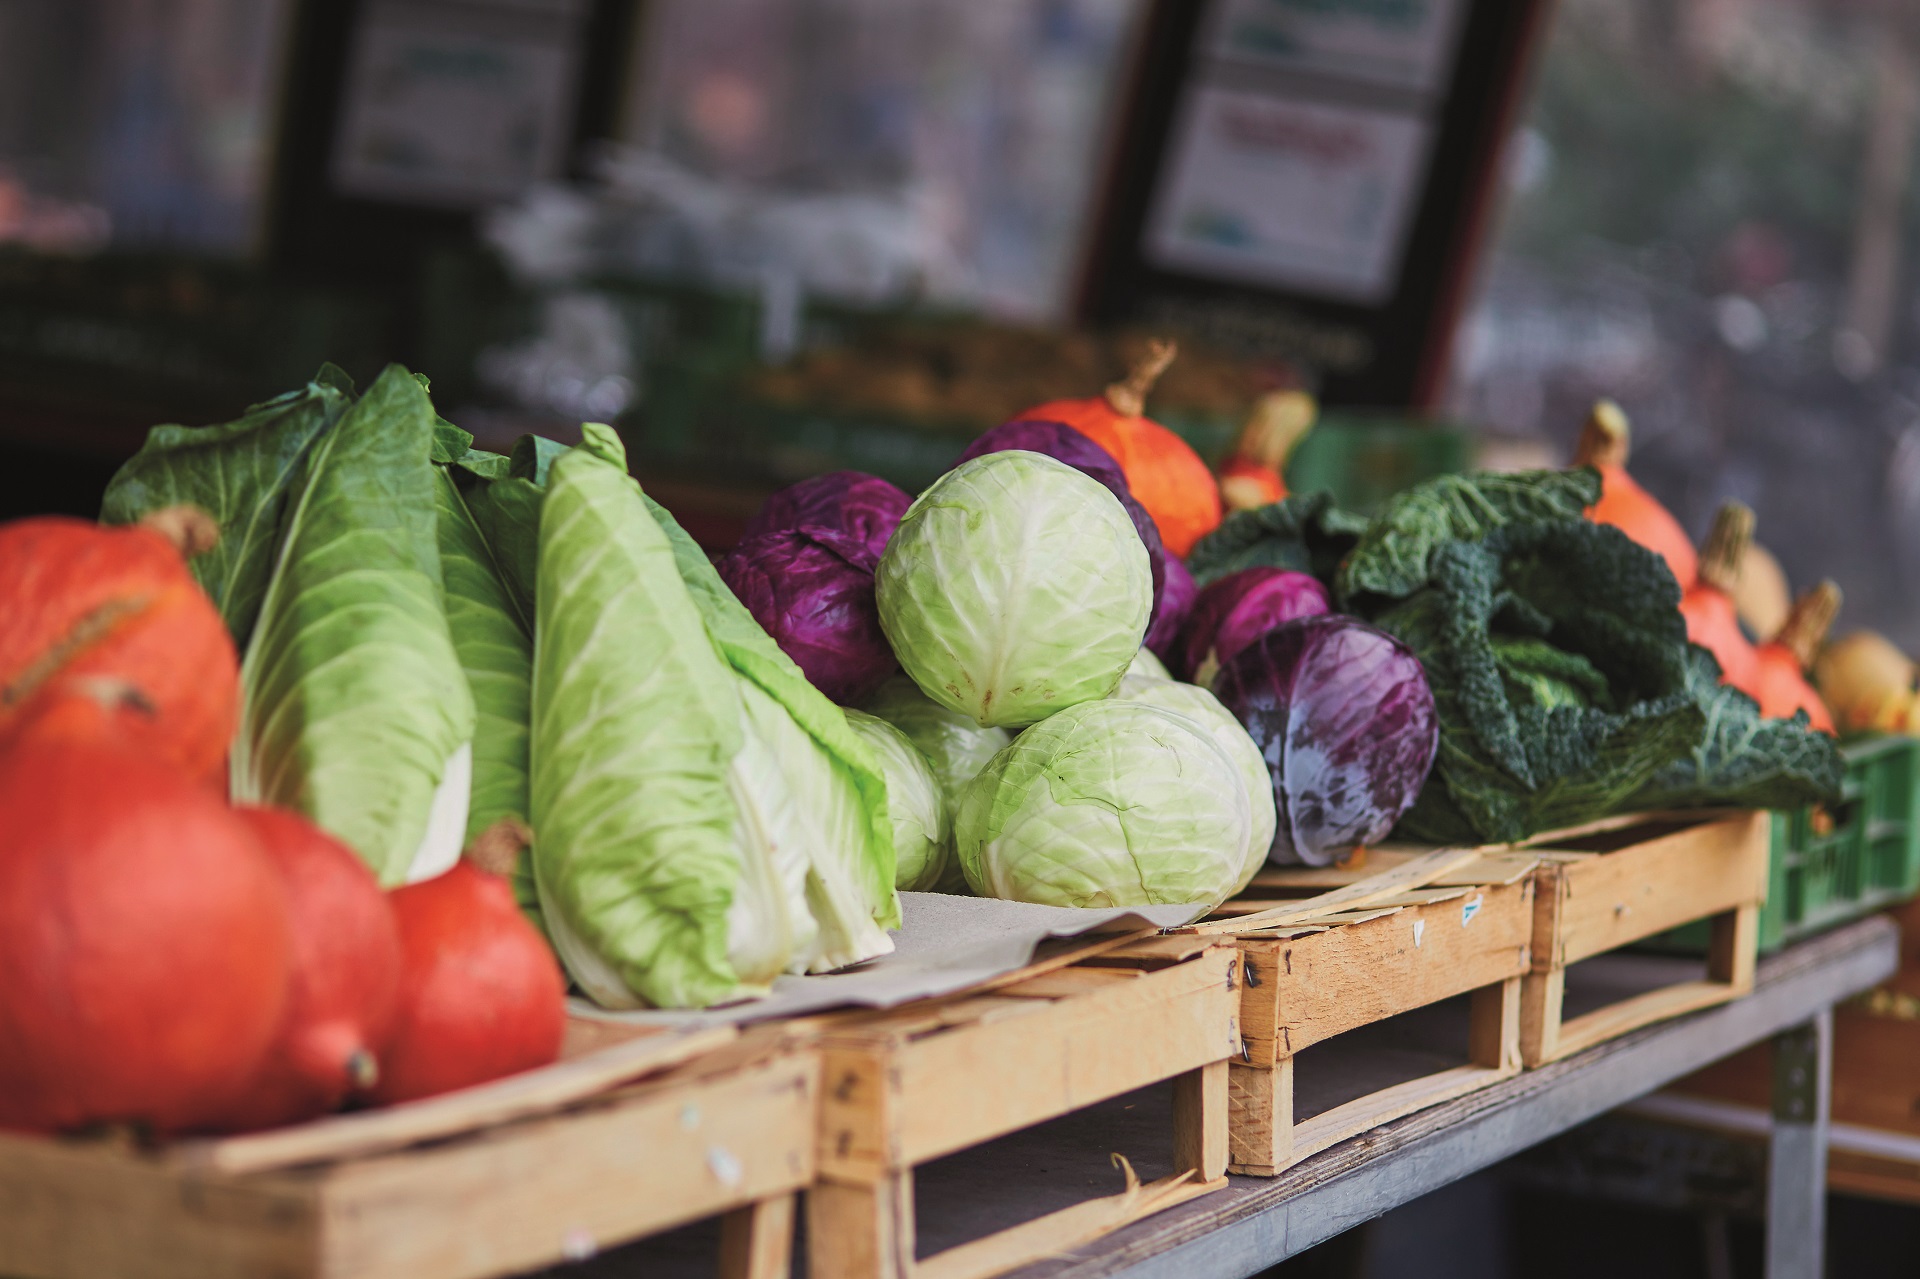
[1146,553,1197,660]
[1179,567,1330,684]
[1213,615,1438,866]
[743,471,912,570]
[956,419,1169,611]
[717,527,899,704]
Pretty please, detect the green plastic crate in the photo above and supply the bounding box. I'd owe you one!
[1656,734,1920,954]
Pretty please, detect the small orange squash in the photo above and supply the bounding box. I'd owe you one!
[0,507,235,785]
[1753,581,1839,732]
[1218,390,1316,513]
[1577,401,1698,588]
[1680,502,1759,693]
[1020,339,1222,557]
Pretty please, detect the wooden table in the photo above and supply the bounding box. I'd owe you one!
[996,916,1897,1279]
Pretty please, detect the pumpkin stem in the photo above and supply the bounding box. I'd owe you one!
[137,506,221,559]
[1232,390,1316,471]
[1573,400,1631,469]
[1698,501,1753,594]
[1104,338,1177,418]
[466,816,533,878]
[1776,580,1841,669]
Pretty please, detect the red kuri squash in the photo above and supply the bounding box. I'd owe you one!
[1577,401,1699,589]
[0,508,236,785]
[1020,339,1223,557]
[1753,581,1839,732]
[1681,502,1761,693]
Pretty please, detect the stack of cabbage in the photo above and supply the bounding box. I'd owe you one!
[867,451,1275,908]
[100,365,898,1009]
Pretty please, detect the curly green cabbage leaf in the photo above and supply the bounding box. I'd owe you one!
[1337,469,1602,605]
[1185,491,1370,591]
[877,451,1150,728]
[1628,646,1844,813]
[1374,518,1705,845]
[843,709,951,892]
[100,365,357,648]
[231,365,476,885]
[1111,673,1274,888]
[955,700,1253,907]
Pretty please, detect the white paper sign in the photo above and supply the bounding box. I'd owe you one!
[1144,85,1433,304]
[1203,0,1468,94]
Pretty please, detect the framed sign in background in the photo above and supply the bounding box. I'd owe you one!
[1081,0,1549,409]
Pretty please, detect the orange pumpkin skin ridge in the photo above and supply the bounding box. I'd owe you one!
[0,517,237,784]
[0,741,294,1135]
[205,807,404,1133]
[1025,398,1223,558]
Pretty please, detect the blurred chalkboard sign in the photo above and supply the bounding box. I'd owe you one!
[1080,0,1549,409]
[268,0,636,283]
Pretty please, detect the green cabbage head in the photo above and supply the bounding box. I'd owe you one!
[1111,673,1274,888]
[843,709,952,891]
[861,675,1011,813]
[875,451,1150,728]
[955,699,1252,907]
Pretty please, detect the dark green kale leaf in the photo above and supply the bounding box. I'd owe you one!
[1628,646,1844,813]
[1338,468,1603,608]
[1378,517,1704,844]
[1184,491,1369,589]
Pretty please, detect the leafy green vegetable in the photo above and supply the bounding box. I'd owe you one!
[876,451,1151,727]
[100,365,356,648]
[1111,673,1276,886]
[639,467,900,946]
[431,467,533,853]
[462,432,571,622]
[845,709,951,892]
[1184,492,1369,590]
[232,366,476,885]
[1337,469,1602,605]
[527,432,748,1009]
[1628,647,1845,813]
[955,700,1253,907]
[1376,518,1705,844]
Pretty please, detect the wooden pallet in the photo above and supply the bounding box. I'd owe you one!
[1184,846,1537,1175]
[1515,809,1770,1065]
[0,1022,814,1279]
[808,936,1242,1279]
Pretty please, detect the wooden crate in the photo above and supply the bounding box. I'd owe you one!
[1516,810,1771,1066]
[1184,846,1537,1175]
[0,1023,814,1279]
[808,937,1241,1279]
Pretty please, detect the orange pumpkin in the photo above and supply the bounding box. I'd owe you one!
[1021,340,1222,557]
[1753,581,1839,732]
[0,508,236,785]
[1680,502,1759,693]
[1577,401,1698,588]
[1218,390,1316,514]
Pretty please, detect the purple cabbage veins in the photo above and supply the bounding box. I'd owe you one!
[1213,614,1438,866]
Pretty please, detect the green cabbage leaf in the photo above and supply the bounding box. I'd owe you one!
[231,365,476,884]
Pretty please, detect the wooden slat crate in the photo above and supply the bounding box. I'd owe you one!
[1184,847,1537,1175]
[808,937,1242,1279]
[0,1023,815,1279]
[1515,809,1771,1065]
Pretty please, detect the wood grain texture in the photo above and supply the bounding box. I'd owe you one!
[915,1174,1224,1279]
[1226,1059,1291,1176]
[808,1171,914,1279]
[1001,917,1899,1279]
[718,1194,796,1279]
[0,1043,816,1279]
[1171,1062,1229,1181]
[1237,878,1533,1064]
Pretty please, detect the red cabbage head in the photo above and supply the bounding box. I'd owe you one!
[717,527,898,704]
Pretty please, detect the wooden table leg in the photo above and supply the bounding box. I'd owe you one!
[1173,1059,1229,1181]
[1765,1010,1832,1279]
[719,1194,796,1279]
[808,1173,914,1279]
